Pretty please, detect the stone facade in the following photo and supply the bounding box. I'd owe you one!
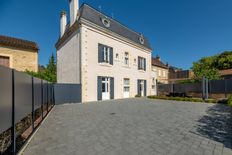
[0,46,38,72]
[152,65,169,84]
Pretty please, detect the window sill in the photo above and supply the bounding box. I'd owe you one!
[99,63,113,67]
[138,70,146,73]
[122,65,131,69]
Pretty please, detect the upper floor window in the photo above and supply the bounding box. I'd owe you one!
[124,52,129,66]
[116,53,119,59]
[163,70,166,77]
[98,44,113,65]
[138,56,146,71]
[158,70,161,76]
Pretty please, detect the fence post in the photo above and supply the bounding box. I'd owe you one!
[47,82,49,113]
[11,69,16,155]
[156,80,158,96]
[41,80,43,118]
[53,84,55,105]
[31,77,35,130]
[202,77,205,100]
[205,78,209,99]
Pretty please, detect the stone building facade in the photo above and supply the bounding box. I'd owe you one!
[0,35,39,72]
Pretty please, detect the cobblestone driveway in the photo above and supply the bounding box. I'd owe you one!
[23,98,232,155]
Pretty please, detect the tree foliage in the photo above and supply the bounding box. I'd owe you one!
[192,51,232,80]
[26,53,57,83]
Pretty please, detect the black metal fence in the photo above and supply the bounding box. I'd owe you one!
[157,78,232,99]
[0,66,55,154]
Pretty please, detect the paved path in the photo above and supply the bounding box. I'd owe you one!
[23,98,232,155]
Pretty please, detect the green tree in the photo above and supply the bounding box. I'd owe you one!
[26,53,57,83]
[192,56,220,80]
[192,51,232,80]
[43,53,57,83]
[213,51,232,70]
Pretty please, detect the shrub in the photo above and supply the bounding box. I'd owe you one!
[135,94,141,98]
[147,96,217,104]
[228,94,232,106]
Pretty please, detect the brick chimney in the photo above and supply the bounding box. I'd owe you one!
[156,55,161,61]
[60,11,67,37]
[69,0,79,26]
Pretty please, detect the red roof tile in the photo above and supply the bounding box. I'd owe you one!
[0,35,39,51]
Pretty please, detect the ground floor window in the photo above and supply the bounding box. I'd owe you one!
[0,56,10,68]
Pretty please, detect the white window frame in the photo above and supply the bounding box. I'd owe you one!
[139,58,145,70]
[124,52,129,66]
[103,46,110,63]
[123,78,130,92]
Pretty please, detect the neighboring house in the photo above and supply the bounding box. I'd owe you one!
[56,1,155,102]
[152,56,169,84]
[219,69,232,79]
[168,66,194,83]
[0,35,39,72]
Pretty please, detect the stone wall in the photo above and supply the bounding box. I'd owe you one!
[0,46,38,72]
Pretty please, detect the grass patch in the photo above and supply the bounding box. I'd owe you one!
[147,96,217,103]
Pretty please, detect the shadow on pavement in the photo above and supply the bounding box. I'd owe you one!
[194,104,232,149]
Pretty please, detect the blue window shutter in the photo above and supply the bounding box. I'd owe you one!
[110,47,113,65]
[97,76,102,100]
[110,77,114,99]
[137,80,140,95]
[144,58,146,71]
[98,44,103,63]
[138,57,140,70]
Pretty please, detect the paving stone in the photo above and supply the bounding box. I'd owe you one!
[22,98,232,155]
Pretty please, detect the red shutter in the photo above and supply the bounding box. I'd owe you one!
[0,56,10,67]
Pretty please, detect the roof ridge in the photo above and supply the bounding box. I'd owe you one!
[0,35,37,45]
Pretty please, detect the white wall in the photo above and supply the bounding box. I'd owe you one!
[81,24,153,102]
[57,30,81,84]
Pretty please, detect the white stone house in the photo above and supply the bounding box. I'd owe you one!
[56,0,156,102]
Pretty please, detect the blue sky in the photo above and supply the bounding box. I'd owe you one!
[0,0,232,69]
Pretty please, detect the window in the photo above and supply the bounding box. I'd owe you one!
[124,78,130,86]
[101,17,111,28]
[152,78,156,90]
[0,56,10,68]
[103,46,110,63]
[123,78,130,98]
[163,71,166,77]
[158,70,161,76]
[98,44,113,65]
[138,57,146,71]
[124,52,129,66]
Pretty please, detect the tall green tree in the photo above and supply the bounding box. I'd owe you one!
[26,53,57,83]
[43,53,57,83]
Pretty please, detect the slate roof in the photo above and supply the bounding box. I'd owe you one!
[0,35,39,51]
[56,4,152,50]
[152,57,169,69]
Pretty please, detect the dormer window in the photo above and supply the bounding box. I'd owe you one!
[139,37,145,45]
[101,17,111,28]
